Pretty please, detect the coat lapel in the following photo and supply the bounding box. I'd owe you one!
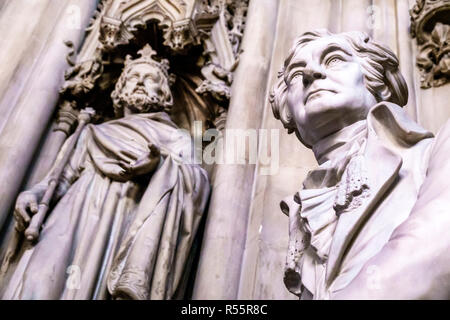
[325,132,402,285]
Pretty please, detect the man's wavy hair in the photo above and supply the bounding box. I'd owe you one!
[270,29,408,145]
[111,63,174,117]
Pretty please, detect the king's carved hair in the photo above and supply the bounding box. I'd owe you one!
[111,44,175,116]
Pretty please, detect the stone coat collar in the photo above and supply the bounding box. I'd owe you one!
[281,102,434,297]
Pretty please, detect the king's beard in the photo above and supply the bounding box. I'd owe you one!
[116,90,164,114]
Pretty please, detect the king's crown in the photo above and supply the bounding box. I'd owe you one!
[124,44,170,77]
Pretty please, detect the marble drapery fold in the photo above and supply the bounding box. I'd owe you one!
[281,102,434,299]
[107,154,209,300]
[333,116,450,299]
[1,112,210,300]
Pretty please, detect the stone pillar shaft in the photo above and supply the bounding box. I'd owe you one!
[192,0,280,299]
[0,0,99,231]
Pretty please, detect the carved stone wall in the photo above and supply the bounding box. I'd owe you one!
[0,0,450,300]
[0,0,249,300]
[195,0,450,300]
[0,0,99,244]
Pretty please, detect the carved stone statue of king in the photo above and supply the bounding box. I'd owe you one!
[0,44,210,300]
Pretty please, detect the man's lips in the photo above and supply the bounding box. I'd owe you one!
[304,89,337,104]
[133,87,147,94]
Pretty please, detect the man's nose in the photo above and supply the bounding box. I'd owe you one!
[302,66,325,88]
[137,76,145,86]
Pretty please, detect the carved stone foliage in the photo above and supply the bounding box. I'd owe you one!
[195,0,248,101]
[56,0,249,138]
[410,0,450,88]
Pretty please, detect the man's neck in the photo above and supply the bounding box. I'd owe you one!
[312,120,367,165]
[123,105,165,117]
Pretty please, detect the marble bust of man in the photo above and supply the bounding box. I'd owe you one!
[270,29,450,299]
[0,44,210,300]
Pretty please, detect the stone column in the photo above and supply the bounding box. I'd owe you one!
[25,103,79,187]
[237,0,334,300]
[329,0,372,34]
[192,0,280,299]
[395,0,419,121]
[0,0,98,231]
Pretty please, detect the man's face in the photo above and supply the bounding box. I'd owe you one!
[285,36,377,146]
[119,63,168,114]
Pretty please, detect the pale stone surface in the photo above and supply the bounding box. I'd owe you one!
[409,0,450,132]
[0,0,56,132]
[395,0,419,121]
[238,0,333,300]
[333,118,450,299]
[0,0,99,234]
[0,47,210,300]
[235,0,450,300]
[192,0,280,300]
[333,0,372,34]
[270,29,450,299]
[0,0,249,301]
[410,0,450,89]
[0,0,449,300]
[24,0,250,189]
[417,85,450,133]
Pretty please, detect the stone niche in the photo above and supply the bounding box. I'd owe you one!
[0,0,248,300]
[58,0,249,138]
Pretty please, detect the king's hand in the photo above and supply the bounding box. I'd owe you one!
[128,143,161,176]
[101,143,161,182]
[14,190,42,232]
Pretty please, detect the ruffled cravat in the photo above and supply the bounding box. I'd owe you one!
[284,103,436,299]
[283,120,372,297]
[298,120,370,262]
[298,186,338,262]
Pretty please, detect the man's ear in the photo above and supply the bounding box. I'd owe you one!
[168,73,177,86]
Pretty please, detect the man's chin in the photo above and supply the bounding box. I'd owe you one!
[304,98,340,114]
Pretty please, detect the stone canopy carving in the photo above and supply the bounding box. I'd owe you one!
[59,0,248,133]
[0,0,251,300]
[271,29,450,299]
[410,0,450,88]
[1,44,210,300]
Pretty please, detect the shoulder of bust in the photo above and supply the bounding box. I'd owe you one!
[367,102,434,145]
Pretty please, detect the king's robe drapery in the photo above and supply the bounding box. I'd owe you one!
[1,112,210,300]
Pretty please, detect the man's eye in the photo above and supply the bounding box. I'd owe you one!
[289,71,303,82]
[326,56,343,67]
